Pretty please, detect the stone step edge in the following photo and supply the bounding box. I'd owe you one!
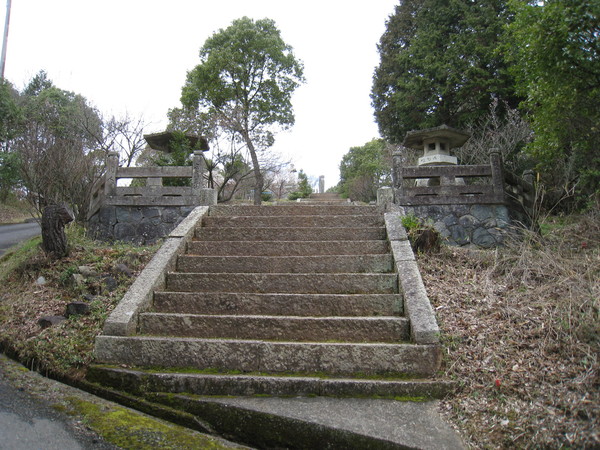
[87,366,456,399]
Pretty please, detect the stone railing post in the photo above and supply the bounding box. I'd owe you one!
[319,175,325,194]
[489,148,505,201]
[392,149,404,196]
[104,152,119,197]
[191,151,206,196]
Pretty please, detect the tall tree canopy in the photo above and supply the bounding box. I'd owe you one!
[338,139,391,203]
[505,0,600,205]
[14,71,102,219]
[180,17,304,205]
[372,0,520,143]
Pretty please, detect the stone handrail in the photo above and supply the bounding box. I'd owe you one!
[87,151,211,220]
[393,149,505,206]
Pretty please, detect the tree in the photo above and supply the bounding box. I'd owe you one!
[288,169,312,200]
[0,80,23,201]
[13,71,102,221]
[372,0,520,143]
[504,0,600,207]
[180,17,304,205]
[338,139,391,203]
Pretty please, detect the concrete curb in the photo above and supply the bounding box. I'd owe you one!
[385,211,441,345]
[98,206,209,337]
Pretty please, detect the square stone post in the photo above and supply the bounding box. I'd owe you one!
[191,151,206,193]
[392,149,404,195]
[489,148,505,201]
[104,152,119,197]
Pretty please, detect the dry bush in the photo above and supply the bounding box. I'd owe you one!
[419,213,599,448]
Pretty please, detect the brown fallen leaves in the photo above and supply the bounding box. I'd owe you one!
[419,214,599,448]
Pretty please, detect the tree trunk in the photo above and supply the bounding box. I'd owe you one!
[41,204,74,259]
[244,134,263,206]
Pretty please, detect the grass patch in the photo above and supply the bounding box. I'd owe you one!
[0,223,159,378]
[419,212,600,448]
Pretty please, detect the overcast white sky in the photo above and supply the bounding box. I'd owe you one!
[2,0,398,189]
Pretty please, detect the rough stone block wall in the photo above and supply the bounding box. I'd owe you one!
[87,206,194,245]
[403,204,517,248]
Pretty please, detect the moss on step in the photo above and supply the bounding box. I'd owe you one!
[63,396,236,449]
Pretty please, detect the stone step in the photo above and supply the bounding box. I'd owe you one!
[202,215,383,228]
[152,292,403,316]
[208,205,373,216]
[87,366,455,399]
[165,272,398,294]
[138,313,410,343]
[94,336,441,376]
[194,226,386,241]
[176,254,393,274]
[187,240,389,256]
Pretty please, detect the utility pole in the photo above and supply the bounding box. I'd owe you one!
[0,0,11,79]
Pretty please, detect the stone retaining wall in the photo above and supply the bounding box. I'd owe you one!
[402,204,516,248]
[87,205,194,245]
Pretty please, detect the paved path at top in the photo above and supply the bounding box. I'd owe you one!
[0,222,40,256]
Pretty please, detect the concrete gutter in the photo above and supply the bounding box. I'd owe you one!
[99,206,210,337]
[385,209,440,344]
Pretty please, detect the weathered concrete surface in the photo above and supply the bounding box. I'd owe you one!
[202,214,383,228]
[152,292,403,316]
[94,336,442,376]
[165,272,398,294]
[188,239,389,256]
[138,313,410,342]
[195,226,386,241]
[208,204,377,216]
[88,366,456,399]
[155,395,465,449]
[176,254,394,274]
[98,206,209,336]
[385,212,441,345]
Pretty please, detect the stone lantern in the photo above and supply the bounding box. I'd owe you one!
[402,124,470,186]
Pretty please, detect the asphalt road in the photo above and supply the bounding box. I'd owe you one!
[0,370,117,450]
[0,222,41,256]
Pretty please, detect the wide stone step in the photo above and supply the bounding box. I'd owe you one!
[176,254,393,274]
[202,215,383,228]
[88,366,455,399]
[165,273,398,294]
[195,227,386,241]
[187,240,389,256]
[208,205,375,217]
[138,314,409,343]
[152,292,403,316]
[94,336,441,376]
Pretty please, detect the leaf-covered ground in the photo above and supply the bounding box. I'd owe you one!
[418,214,599,448]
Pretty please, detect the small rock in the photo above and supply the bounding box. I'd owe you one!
[114,263,133,278]
[65,301,90,318]
[38,315,66,329]
[83,293,97,302]
[102,275,118,293]
[70,273,86,289]
[78,265,98,277]
[35,276,46,286]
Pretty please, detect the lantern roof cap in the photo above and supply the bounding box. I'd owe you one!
[403,125,470,150]
[144,131,209,153]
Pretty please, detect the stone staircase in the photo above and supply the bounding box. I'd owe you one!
[90,204,446,399]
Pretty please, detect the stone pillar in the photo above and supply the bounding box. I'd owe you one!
[104,152,119,197]
[377,187,394,209]
[392,149,404,194]
[319,176,325,194]
[489,148,505,200]
[191,151,206,195]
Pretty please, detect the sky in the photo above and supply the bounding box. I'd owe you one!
[1,0,398,190]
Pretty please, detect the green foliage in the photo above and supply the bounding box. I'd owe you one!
[0,151,21,201]
[504,0,600,206]
[372,0,520,143]
[150,131,194,187]
[181,17,304,204]
[401,214,422,232]
[288,169,312,200]
[338,139,390,202]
